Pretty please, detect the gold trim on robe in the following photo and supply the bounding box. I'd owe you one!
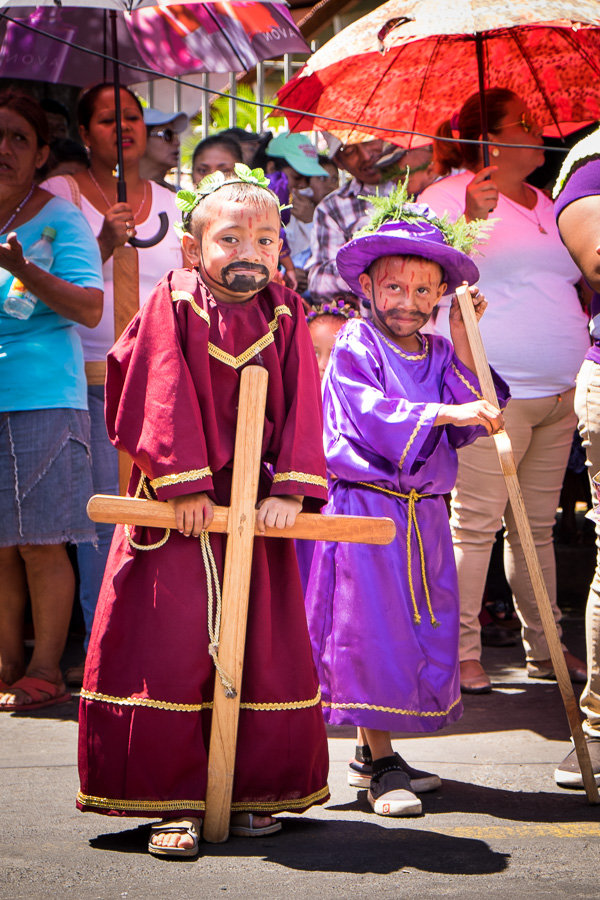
[77,784,330,814]
[322,696,461,717]
[80,687,322,713]
[149,467,212,490]
[451,362,483,400]
[273,471,328,488]
[171,290,211,325]
[207,306,292,369]
[398,406,430,470]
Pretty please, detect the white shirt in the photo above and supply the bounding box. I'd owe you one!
[42,177,183,362]
[420,172,589,399]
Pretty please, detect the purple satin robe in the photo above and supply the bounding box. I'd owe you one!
[305,318,510,732]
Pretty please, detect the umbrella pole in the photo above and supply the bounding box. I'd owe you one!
[455,286,599,805]
[475,32,490,168]
[109,9,127,205]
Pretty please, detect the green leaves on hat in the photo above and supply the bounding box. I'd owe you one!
[355,175,495,255]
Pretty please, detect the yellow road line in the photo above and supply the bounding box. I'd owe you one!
[430,823,600,839]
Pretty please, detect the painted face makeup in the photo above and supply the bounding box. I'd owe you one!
[308,316,345,381]
[193,197,282,302]
[359,255,447,346]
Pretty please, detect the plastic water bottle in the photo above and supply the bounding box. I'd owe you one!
[3,226,57,320]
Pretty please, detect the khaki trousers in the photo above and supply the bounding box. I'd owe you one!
[451,389,576,663]
[574,360,600,736]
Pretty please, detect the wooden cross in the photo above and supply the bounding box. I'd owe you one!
[456,284,600,805]
[87,365,396,842]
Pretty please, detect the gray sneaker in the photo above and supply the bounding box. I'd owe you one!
[367,756,422,817]
[554,737,600,788]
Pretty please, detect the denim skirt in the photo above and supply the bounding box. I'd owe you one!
[0,408,96,547]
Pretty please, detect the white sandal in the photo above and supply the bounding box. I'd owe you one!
[229,813,282,837]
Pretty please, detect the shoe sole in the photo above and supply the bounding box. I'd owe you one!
[460,683,492,694]
[554,768,600,788]
[367,789,422,816]
[349,771,441,792]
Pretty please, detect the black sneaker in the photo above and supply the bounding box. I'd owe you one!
[554,737,600,788]
[367,755,422,817]
[348,746,441,792]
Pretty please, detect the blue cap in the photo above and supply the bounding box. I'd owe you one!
[143,107,188,133]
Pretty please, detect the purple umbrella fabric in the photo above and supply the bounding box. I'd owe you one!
[0,3,308,84]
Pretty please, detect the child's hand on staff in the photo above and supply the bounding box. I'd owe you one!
[435,400,504,435]
[449,285,487,326]
[256,495,303,533]
[167,491,214,537]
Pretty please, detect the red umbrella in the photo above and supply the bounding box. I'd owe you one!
[277,0,600,157]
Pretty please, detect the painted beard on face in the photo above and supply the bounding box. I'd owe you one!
[370,276,433,338]
[220,261,270,293]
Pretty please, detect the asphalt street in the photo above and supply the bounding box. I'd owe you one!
[1,536,599,900]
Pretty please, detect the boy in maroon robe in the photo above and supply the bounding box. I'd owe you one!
[77,167,330,858]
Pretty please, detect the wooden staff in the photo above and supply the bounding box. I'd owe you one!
[456,283,599,804]
[113,245,139,495]
[87,365,396,842]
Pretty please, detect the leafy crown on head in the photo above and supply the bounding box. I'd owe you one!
[175,163,286,233]
[355,175,494,256]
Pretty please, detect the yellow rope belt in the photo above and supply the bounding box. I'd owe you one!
[356,482,439,628]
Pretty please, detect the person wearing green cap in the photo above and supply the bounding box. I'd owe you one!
[265,130,329,187]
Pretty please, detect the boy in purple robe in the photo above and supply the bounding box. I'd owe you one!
[305,187,510,817]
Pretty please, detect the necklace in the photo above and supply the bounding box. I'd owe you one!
[0,183,35,235]
[88,170,148,221]
[501,190,548,234]
[378,329,429,361]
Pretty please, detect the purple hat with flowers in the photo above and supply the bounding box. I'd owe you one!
[337,182,492,298]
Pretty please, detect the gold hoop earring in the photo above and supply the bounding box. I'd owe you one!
[491,147,500,158]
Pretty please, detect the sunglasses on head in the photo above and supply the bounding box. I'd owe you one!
[149,128,178,143]
[497,111,536,134]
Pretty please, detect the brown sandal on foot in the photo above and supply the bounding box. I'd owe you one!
[148,819,201,858]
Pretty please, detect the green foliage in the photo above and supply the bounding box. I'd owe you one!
[175,163,284,232]
[175,189,199,213]
[180,83,285,168]
[233,163,270,188]
[355,176,495,255]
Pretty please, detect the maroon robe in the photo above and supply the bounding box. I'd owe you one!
[77,269,330,820]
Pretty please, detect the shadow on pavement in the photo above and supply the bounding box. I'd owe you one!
[328,781,596,824]
[6,696,79,722]
[89,818,509,875]
[327,666,584,745]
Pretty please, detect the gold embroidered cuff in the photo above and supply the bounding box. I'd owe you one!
[273,471,328,488]
[451,361,483,400]
[150,467,212,490]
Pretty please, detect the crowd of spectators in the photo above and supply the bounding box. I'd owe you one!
[1,82,599,791]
